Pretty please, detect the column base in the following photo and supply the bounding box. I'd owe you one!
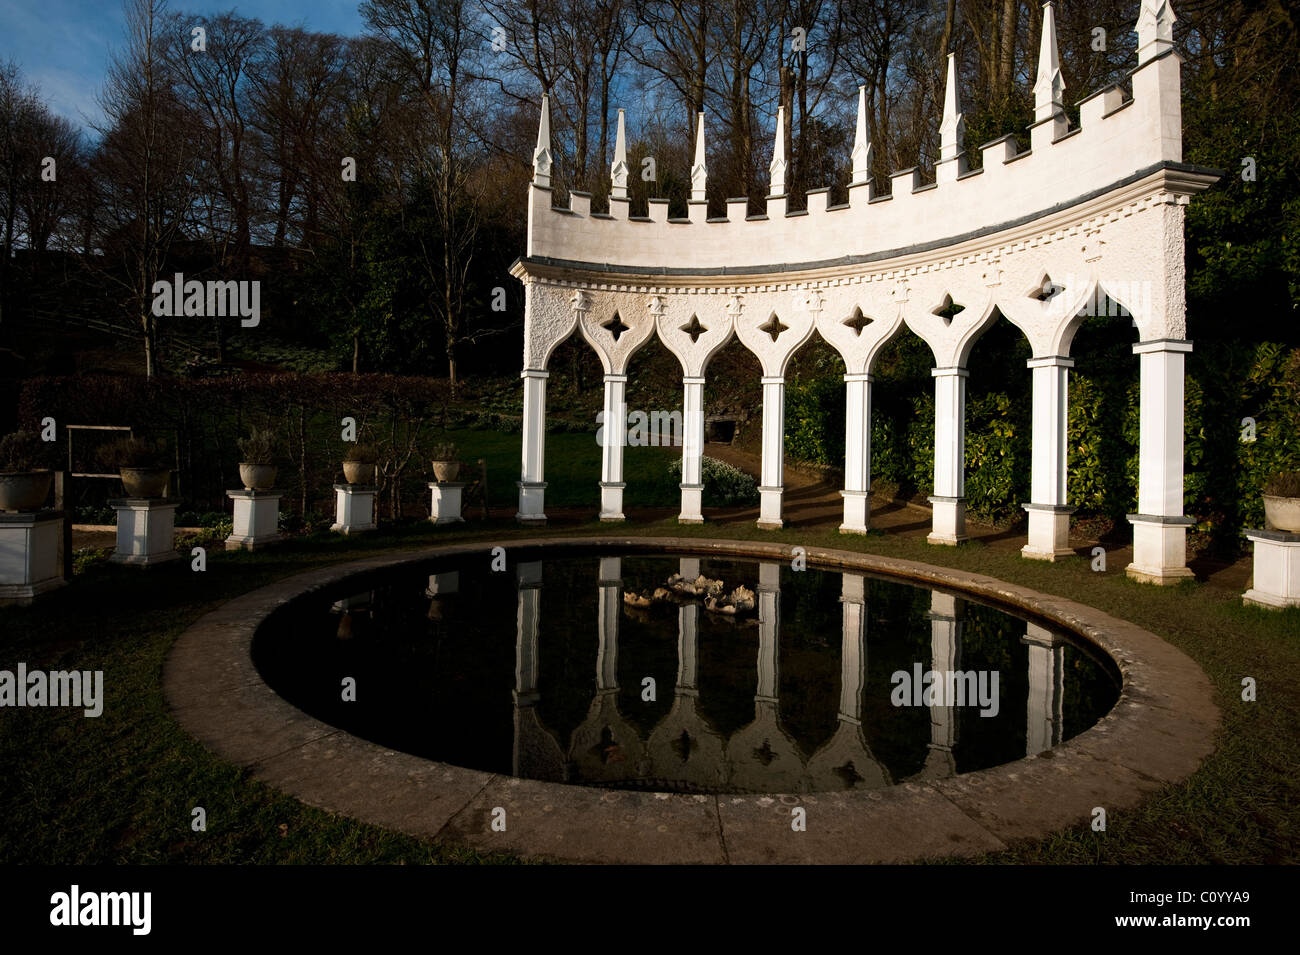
[331,484,377,535]
[226,489,283,551]
[1020,503,1076,561]
[599,481,626,522]
[516,480,547,525]
[1243,529,1300,609]
[1126,513,1194,584]
[839,489,870,535]
[429,482,467,525]
[109,497,181,566]
[678,483,704,524]
[926,496,968,545]
[0,510,66,605]
[757,486,784,530]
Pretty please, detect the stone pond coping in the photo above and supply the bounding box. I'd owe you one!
[163,536,1219,865]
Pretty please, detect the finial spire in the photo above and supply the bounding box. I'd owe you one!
[769,105,787,197]
[1136,0,1176,65]
[610,108,628,199]
[851,85,872,186]
[1034,2,1065,121]
[939,53,965,163]
[691,112,707,202]
[533,95,553,187]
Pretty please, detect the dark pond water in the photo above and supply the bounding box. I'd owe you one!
[252,551,1120,795]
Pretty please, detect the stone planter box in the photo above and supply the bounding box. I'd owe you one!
[331,484,376,535]
[110,497,182,567]
[0,510,65,605]
[226,488,282,550]
[428,481,466,525]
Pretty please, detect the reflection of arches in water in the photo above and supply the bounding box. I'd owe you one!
[904,590,964,783]
[724,562,807,792]
[567,557,648,784]
[645,559,727,790]
[507,555,1076,793]
[512,561,566,782]
[806,574,891,792]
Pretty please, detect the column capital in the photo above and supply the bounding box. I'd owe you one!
[682,376,706,385]
[931,366,970,378]
[521,368,550,380]
[1132,338,1193,355]
[843,373,873,383]
[760,376,785,385]
[603,373,629,384]
[1026,355,1075,369]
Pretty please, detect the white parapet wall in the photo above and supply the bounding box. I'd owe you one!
[513,2,1220,586]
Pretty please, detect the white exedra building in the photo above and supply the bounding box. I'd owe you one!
[511,0,1220,586]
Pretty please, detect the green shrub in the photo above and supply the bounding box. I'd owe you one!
[668,455,759,507]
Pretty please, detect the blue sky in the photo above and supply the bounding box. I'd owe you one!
[0,0,366,133]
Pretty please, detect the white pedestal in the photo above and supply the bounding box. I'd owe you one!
[927,496,968,545]
[109,497,182,566]
[429,482,466,525]
[1021,503,1075,560]
[0,510,66,605]
[225,489,283,551]
[331,484,376,535]
[1243,529,1300,609]
[1126,513,1194,585]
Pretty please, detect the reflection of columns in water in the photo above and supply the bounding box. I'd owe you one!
[756,561,781,701]
[568,557,645,783]
[725,561,806,792]
[425,571,458,620]
[838,574,867,722]
[512,560,565,782]
[806,573,891,791]
[645,557,727,789]
[514,562,543,705]
[1023,622,1065,756]
[919,590,964,780]
[597,556,621,691]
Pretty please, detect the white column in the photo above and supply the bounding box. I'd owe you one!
[928,367,968,545]
[599,374,628,521]
[758,376,786,529]
[1127,340,1195,584]
[839,574,867,722]
[517,369,549,523]
[1022,355,1075,560]
[1023,622,1064,756]
[840,373,873,534]
[679,376,705,523]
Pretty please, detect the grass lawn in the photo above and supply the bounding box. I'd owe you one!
[1,515,1296,864]
[437,429,682,509]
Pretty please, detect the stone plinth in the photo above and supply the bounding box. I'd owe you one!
[0,510,66,605]
[226,489,283,551]
[1243,529,1300,610]
[429,482,466,525]
[331,484,376,535]
[109,497,182,566]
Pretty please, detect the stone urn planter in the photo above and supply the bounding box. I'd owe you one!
[239,463,278,491]
[0,471,52,511]
[120,467,171,498]
[343,460,375,485]
[1263,495,1300,533]
[431,459,460,483]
